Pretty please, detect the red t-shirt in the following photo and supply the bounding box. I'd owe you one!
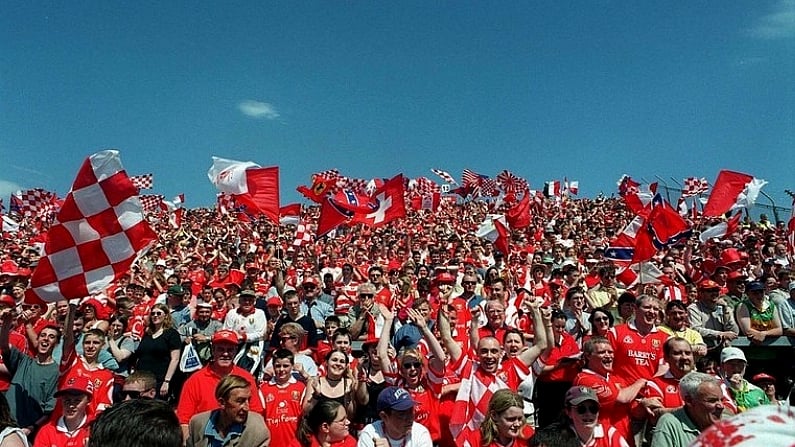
[32,417,91,447]
[56,352,114,419]
[537,332,581,383]
[644,373,683,410]
[176,364,263,424]
[607,323,667,384]
[260,378,306,446]
[573,369,633,447]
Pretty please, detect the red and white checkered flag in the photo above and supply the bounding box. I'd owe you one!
[340,177,368,194]
[139,194,165,213]
[12,189,61,218]
[681,177,709,197]
[293,223,314,247]
[431,168,458,185]
[28,150,157,303]
[411,177,441,195]
[130,173,154,191]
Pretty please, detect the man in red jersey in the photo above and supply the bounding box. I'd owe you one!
[176,329,263,440]
[259,348,306,446]
[641,337,694,421]
[607,295,667,385]
[574,337,647,447]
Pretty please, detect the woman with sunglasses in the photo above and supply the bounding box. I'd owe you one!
[293,400,356,447]
[377,304,445,444]
[133,303,181,401]
[584,308,614,343]
[560,386,629,447]
[303,350,356,417]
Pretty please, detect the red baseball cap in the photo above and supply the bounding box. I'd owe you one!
[56,376,94,399]
[212,330,240,345]
[698,279,721,291]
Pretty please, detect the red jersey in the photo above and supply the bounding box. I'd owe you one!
[607,323,667,384]
[585,424,630,447]
[260,378,306,446]
[32,416,91,447]
[334,279,360,316]
[537,332,581,383]
[176,364,263,424]
[644,373,683,410]
[384,372,443,442]
[57,352,114,419]
[573,369,633,447]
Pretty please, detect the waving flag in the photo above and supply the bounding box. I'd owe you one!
[605,216,644,262]
[632,196,692,263]
[28,150,157,303]
[699,212,742,243]
[431,168,458,185]
[279,203,302,226]
[208,157,280,224]
[505,192,531,229]
[462,169,491,197]
[130,173,154,191]
[476,214,510,256]
[681,177,709,198]
[703,170,767,217]
[357,174,407,227]
[496,170,528,193]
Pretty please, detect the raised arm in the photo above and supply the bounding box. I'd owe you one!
[517,301,551,367]
[437,303,462,364]
[407,308,445,373]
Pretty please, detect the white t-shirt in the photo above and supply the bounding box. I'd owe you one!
[357,421,432,447]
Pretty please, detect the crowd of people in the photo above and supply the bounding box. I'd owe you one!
[0,194,794,447]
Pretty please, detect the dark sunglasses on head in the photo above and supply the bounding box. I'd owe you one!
[572,403,599,415]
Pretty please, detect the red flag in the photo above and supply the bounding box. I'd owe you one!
[232,166,280,224]
[703,170,767,217]
[505,192,531,229]
[699,212,742,243]
[297,176,338,203]
[316,197,352,237]
[357,174,407,227]
[493,218,510,256]
[28,151,157,304]
[279,203,302,226]
[410,193,440,211]
[632,201,692,263]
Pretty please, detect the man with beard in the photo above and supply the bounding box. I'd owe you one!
[650,372,724,447]
[177,330,263,441]
[641,338,695,420]
[186,374,270,447]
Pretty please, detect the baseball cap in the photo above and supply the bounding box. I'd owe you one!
[720,347,747,364]
[751,372,776,384]
[0,294,16,308]
[698,279,721,291]
[377,386,416,412]
[55,376,94,399]
[266,296,283,307]
[212,330,240,345]
[435,272,456,284]
[301,276,319,287]
[726,271,747,281]
[238,289,257,299]
[196,301,213,309]
[746,281,765,292]
[167,285,185,296]
[565,386,599,406]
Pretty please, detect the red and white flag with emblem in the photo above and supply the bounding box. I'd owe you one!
[357,174,406,227]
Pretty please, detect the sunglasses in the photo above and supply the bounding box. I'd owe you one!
[463,281,477,285]
[121,390,148,399]
[402,361,422,370]
[572,403,599,415]
[150,311,165,317]
[359,294,374,298]
[280,336,296,342]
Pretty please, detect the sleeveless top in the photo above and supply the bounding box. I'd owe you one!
[742,299,776,331]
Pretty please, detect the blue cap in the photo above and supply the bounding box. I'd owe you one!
[747,281,765,292]
[377,386,416,412]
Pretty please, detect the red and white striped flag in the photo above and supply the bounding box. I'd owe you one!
[28,150,157,303]
[130,173,154,191]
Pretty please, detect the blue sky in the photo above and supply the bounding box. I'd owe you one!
[1,1,794,216]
